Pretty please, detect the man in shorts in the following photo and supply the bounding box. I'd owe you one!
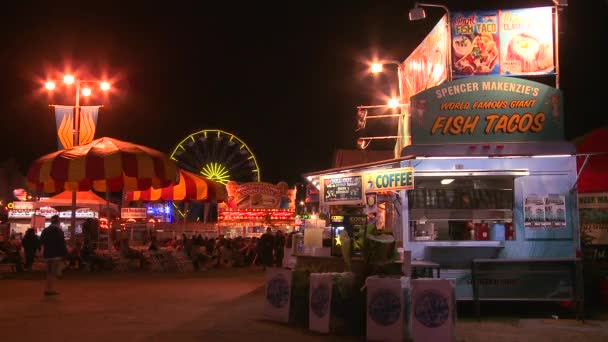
[40,215,68,296]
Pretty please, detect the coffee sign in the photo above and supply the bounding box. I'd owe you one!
[363,167,414,193]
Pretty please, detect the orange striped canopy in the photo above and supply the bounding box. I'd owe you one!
[125,169,227,202]
[27,137,179,193]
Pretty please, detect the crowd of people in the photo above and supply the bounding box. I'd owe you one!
[1,224,291,276]
[165,226,287,271]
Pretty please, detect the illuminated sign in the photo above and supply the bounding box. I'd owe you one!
[451,7,554,78]
[410,76,563,144]
[222,181,296,209]
[8,207,97,219]
[363,167,415,192]
[121,207,147,219]
[330,215,345,223]
[12,201,34,210]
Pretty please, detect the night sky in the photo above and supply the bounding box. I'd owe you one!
[0,0,606,186]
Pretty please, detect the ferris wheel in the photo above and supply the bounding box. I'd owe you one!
[170,129,261,185]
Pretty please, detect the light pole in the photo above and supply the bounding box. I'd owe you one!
[370,60,404,102]
[45,75,111,239]
[363,60,408,150]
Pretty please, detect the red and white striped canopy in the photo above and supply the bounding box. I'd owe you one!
[125,169,228,202]
[27,137,179,193]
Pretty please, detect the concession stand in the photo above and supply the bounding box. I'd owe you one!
[575,127,608,304]
[7,191,111,238]
[303,4,583,310]
[124,168,228,240]
[217,181,296,237]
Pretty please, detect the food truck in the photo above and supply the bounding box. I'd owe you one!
[303,5,582,307]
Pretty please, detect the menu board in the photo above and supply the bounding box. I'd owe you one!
[321,175,363,205]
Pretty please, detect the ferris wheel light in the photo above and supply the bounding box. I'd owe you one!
[81,87,92,96]
[173,129,261,184]
[45,81,56,90]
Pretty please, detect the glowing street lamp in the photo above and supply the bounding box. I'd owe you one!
[387,97,401,109]
[44,81,56,90]
[63,74,75,85]
[370,59,403,97]
[370,62,384,73]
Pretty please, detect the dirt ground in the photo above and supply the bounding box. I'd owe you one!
[1,268,607,341]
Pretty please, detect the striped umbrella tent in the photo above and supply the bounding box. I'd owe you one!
[27,137,179,193]
[27,137,179,246]
[125,169,228,202]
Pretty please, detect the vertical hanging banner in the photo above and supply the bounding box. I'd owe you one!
[264,267,293,323]
[309,273,333,333]
[366,275,411,342]
[79,106,101,145]
[54,105,74,150]
[411,279,456,342]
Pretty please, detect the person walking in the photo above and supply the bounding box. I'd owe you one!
[40,215,68,296]
[21,228,40,270]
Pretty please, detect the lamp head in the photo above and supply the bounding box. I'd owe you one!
[370,62,383,73]
[408,6,426,21]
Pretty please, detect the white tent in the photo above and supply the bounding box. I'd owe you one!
[34,190,119,212]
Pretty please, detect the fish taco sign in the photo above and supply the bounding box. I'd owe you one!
[410,76,563,144]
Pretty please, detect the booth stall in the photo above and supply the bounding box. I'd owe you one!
[302,5,582,310]
[575,127,608,304]
[123,168,228,242]
[7,190,114,238]
[218,181,296,237]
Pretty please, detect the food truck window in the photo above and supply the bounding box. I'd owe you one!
[408,176,515,241]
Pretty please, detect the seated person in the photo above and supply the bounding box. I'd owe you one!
[0,248,7,263]
[217,240,234,268]
[148,241,159,252]
[119,238,146,268]
[67,241,83,269]
[80,240,106,271]
[0,240,23,272]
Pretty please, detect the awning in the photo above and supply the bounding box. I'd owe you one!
[302,156,413,179]
[125,169,227,202]
[575,127,608,192]
[34,190,119,212]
